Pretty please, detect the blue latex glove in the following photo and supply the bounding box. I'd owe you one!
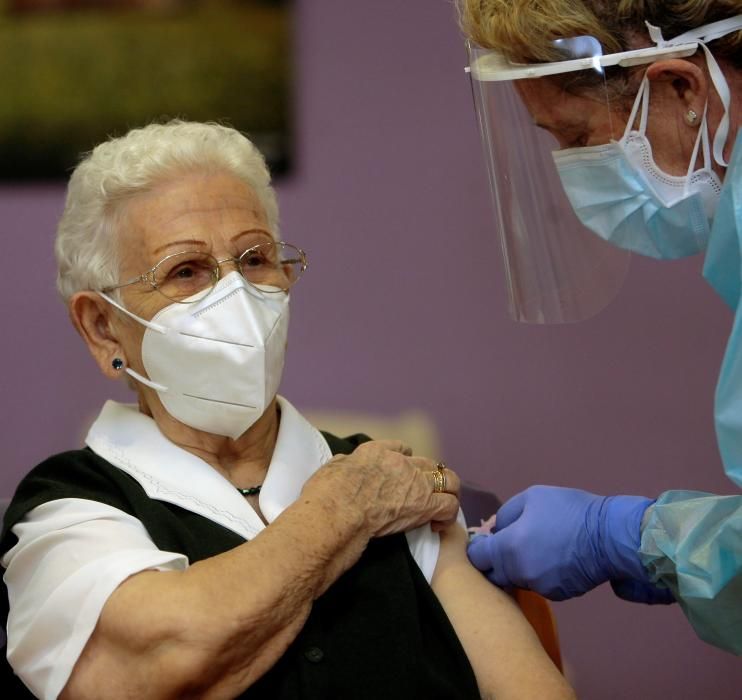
[467,485,664,601]
[610,578,675,605]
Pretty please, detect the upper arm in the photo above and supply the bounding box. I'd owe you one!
[431,525,575,700]
[3,499,186,700]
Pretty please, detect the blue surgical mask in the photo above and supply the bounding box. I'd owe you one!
[553,77,723,259]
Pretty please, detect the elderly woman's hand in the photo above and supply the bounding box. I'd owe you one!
[301,440,460,538]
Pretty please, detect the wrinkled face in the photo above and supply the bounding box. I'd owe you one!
[111,170,274,374]
[515,73,702,177]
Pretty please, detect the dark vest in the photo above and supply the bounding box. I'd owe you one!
[0,433,480,699]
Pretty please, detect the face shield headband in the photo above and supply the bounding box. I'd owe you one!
[466,14,742,324]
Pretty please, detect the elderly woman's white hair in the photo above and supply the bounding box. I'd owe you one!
[55,120,280,302]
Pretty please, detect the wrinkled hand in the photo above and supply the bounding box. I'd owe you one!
[466,485,657,601]
[303,440,460,538]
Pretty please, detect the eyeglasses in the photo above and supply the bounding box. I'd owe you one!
[102,241,308,303]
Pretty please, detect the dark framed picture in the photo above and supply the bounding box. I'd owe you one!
[1,0,292,179]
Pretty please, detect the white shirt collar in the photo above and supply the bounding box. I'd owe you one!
[85,396,333,541]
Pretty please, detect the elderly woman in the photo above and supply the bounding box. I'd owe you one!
[460,0,742,654]
[0,121,573,699]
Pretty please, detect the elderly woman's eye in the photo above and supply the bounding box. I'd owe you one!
[174,265,197,278]
[155,259,216,301]
[243,253,267,267]
[168,261,212,280]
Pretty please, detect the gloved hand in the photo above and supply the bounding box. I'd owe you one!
[466,485,659,601]
[610,578,675,605]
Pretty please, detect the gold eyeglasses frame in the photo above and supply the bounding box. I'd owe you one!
[100,241,308,304]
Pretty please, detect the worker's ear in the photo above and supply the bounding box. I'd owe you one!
[645,58,709,126]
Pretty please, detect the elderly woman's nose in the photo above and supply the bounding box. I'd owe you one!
[217,257,241,272]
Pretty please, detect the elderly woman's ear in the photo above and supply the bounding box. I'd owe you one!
[69,292,128,380]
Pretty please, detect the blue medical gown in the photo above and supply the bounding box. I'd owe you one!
[639,134,742,654]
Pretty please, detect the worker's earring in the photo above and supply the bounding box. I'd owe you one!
[112,358,124,371]
[685,109,700,127]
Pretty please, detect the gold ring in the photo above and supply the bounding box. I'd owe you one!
[431,466,447,493]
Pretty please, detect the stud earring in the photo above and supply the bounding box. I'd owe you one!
[112,358,124,371]
[685,109,700,126]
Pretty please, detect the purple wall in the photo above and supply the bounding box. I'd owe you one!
[2,0,740,696]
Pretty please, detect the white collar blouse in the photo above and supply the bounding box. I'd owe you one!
[2,396,440,700]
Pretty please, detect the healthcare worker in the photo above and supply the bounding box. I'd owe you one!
[459,0,742,654]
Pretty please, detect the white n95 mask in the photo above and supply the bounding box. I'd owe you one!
[553,77,723,259]
[101,272,289,440]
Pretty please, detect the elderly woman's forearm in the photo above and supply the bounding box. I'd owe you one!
[60,497,371,699]
[60,439,460,698]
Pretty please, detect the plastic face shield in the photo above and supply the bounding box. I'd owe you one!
[466,34,704,323]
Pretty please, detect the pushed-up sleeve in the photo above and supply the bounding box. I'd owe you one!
[2,498,188,700]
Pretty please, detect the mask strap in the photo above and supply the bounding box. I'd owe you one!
[97,292,169,392]
[700,103,713,170]
[648,15,742,168]
[98,292,167,334]
[697,43,731,167]
[125,367,168,393]
[623,75,650,140]
[684,104,711,193]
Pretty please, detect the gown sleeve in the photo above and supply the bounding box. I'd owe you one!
[639,491,742,654]
[648,133,742,655]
